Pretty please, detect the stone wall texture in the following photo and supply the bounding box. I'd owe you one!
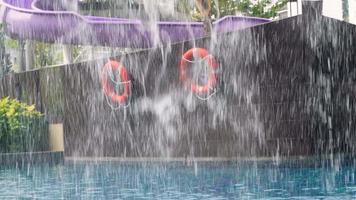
[1,2,356,158]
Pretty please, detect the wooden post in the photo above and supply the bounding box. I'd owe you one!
[49,123,65,152]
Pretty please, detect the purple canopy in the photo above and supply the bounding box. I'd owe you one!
[0,0,271,48]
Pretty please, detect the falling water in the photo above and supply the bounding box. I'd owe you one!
[1,0,356,199]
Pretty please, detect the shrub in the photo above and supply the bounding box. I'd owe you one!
[0,97,48,153]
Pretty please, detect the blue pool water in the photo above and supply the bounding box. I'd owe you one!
[1,159,356,199]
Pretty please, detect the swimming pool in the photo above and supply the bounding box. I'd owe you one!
[0,158,355,199]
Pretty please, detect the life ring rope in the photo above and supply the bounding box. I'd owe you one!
[101,60,132,109]
[179,48,219,99]
[181,54,214,65]
[103,87,131,110]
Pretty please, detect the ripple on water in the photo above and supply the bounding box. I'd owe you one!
[0,162,356,199]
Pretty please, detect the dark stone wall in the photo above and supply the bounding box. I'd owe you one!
[1,3,356,158]
[307,18,356,155]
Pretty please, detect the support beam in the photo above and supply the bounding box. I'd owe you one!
[63,45,73,64]
[18,40,26,72]
[25,40,35,71]
[288,0,302,17]
[89,46,95,61]
[342,0,349,22]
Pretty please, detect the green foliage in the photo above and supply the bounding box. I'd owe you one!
[0,97,48,153]
[80,0,287,20]
[35,42,64,67]
[0,24,12,77]
[177,0,194,17]
[192,0,288,20]
[242,0,289,19]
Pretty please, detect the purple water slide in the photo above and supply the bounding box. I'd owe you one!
[0,0,271,48]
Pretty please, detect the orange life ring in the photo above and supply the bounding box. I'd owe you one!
[179,48,219,93]
[101,60,131,104]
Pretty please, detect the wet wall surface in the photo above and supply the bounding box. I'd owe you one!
[1,3,356,158]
